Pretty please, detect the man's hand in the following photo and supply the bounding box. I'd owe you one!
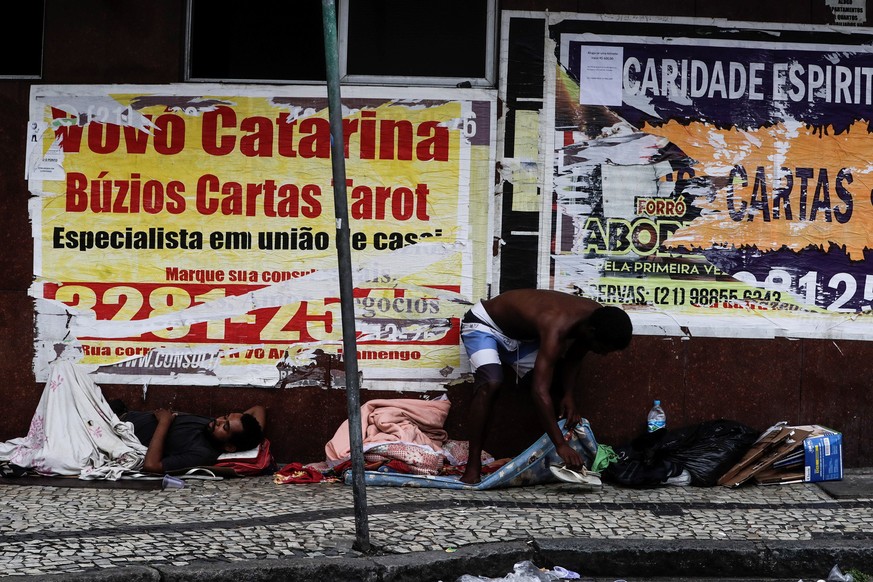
[555,442,584,469]
[153,408,177,424]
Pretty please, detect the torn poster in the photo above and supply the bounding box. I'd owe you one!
[27,84,496,387]
[545,14,873,340]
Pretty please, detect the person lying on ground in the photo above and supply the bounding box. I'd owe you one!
[121,405,267,474]
[459,288,632,484]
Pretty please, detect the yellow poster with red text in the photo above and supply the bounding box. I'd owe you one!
[28,85,495,387]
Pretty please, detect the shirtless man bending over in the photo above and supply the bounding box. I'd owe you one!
[459,289,632,484]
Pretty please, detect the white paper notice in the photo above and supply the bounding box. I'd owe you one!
[26,121,65,181]
[580,46,624,106]
[825,0,866,25]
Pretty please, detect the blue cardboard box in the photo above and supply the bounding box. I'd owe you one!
[803,431,843,483]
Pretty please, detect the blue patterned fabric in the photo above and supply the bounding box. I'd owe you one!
[343,419,598,490]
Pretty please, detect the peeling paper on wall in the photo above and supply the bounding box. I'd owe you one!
[507,110,543,212]
[28,84,497,387]
[26,123,64,181]
[33,242,477,387]
[544,16,873,341]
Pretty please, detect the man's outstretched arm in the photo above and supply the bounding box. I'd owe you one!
[244,405,267,431]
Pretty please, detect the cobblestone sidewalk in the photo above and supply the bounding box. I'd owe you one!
[1,469,871,580]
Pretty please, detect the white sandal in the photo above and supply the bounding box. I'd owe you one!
[549,464,602,486]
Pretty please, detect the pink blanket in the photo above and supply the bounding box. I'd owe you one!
[325,398,450,464]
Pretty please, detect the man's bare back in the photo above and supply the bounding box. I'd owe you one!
[481,289,602,341]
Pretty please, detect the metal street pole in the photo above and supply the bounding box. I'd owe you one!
[321,0,371,553]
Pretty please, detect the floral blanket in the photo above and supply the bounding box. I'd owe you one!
[0,361,146,480]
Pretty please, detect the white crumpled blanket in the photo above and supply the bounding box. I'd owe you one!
[0,360,146,480]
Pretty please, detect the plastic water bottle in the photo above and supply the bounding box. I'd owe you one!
[647,399,666,432]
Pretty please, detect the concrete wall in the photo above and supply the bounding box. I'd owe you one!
[1,0,869,468]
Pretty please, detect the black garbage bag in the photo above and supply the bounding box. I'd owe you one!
[602,444,676,487]
[603,419,758,487]
[658,419,759,486]
[602,428,680,487]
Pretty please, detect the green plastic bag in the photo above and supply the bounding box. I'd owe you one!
[591,444,619,473]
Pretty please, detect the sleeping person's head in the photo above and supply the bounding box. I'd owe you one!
[206,412,263,452]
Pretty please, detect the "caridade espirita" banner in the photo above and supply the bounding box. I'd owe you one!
[547,16,873,340]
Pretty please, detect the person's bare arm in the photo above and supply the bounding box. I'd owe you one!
[244,405,266,431]
[531,329,584,469]
[558,340,589,429]
[142,408,176,473]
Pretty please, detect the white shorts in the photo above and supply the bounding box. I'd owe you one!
[460,301,539,378]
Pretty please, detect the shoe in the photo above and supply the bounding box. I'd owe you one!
[549,464,602,487]
[663,468,691,486]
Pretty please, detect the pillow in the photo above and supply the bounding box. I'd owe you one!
[214,439,276,476]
